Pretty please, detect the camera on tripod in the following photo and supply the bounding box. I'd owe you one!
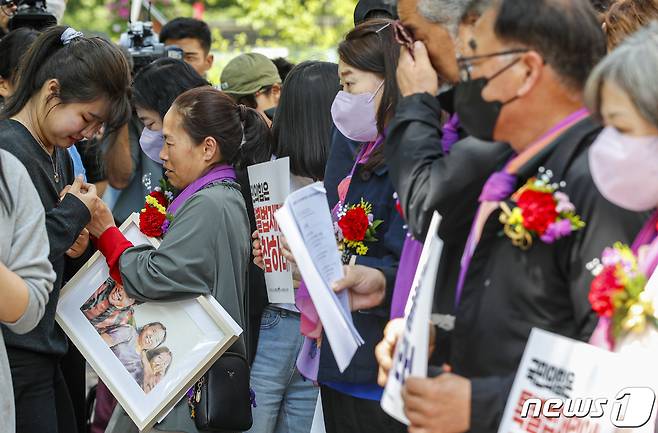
[0,0,57,30]
[119,20,184,73]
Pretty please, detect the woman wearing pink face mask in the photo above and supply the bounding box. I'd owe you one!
[298,19,407,433]
[584,22,658,350]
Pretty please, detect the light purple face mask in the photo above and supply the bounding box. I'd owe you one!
[331,81,384,143]
[589,126,658,211]
[139,127,164,164]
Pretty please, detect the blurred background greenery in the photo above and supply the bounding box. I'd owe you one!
[62,0,356,83]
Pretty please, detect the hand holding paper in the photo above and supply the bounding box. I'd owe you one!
[376,318,405,387]
[402,374,472,433]
[275,182,363,372]
[332,265,387,311]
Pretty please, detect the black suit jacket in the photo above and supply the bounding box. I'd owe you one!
[385,93,512,364]
[452,117,647,432]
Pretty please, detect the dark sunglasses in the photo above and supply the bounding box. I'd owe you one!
[392,20,415,58]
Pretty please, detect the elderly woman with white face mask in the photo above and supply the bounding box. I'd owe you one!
[584,22,658,352]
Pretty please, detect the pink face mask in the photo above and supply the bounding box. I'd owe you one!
[589,126,658,211]
[330,81,384,143]
[139,127,164,164]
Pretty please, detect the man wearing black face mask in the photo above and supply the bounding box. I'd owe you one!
[380,0,511,367]
[388,1,647,432]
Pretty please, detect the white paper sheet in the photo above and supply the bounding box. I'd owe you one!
[381,212,443,424]
[310,394,326,433]
[248,157,295,304]
[275,182,363,371]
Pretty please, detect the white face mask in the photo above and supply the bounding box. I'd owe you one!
[139,127,164,164]
[589,126,658,211]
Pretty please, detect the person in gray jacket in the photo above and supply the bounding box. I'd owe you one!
[89,87,269,433]
[0,149,56,433]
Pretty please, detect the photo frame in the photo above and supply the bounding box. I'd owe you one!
[57,213,242,432]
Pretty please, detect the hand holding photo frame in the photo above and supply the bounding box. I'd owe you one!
[56,213,242,432]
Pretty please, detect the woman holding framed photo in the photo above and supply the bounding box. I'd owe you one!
[88,87,271,433]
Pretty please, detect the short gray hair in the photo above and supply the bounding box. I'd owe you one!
[417,0,471,35]
[584,21,658,130]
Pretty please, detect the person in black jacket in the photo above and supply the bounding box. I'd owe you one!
[380,1,647,432]
[383,0,511,368]
[0,26,130,433]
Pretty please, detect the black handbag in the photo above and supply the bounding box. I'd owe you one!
[189,351,253,432]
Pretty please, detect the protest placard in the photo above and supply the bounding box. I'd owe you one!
[381,212,443,424]
[248,157,294,304]
[499,328,658,433]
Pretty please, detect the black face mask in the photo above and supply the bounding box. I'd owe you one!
[437,86,455,114]
[454,58,521,141]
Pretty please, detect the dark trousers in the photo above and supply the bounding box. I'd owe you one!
[321,385,407,433]
[61,344,87,433]
[7,347,79,433]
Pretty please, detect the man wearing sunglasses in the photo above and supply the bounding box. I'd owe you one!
[379,1,646,433]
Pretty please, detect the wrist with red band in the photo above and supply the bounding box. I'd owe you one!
[95,226,133,284]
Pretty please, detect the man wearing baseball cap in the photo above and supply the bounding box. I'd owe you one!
[220,52,282,123]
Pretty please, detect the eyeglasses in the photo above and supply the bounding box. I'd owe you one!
[457,48,529,81]
[392,20,415,58]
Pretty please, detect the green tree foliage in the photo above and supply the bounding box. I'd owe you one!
[233,0,354,50]
[63,0,355,49]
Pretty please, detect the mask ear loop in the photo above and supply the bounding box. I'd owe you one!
[482,56,525,106]
[367,80,385,103]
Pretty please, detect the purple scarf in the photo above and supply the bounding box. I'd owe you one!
[454,171,517,307]
[167,164,237,215]
[441,114,460,153]
[632,211,658,255]
[389,235,424,319]
[388,116,463,319]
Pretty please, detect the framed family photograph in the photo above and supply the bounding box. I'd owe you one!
[56,213,242,432]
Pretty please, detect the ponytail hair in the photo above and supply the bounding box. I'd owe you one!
[1,26,131,134]
[172,87,272,170]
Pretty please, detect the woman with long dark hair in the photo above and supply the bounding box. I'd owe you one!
[0,26,131,433]
[247,61,340,433]
[311,19,406,433]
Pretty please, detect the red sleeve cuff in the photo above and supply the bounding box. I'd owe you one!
[96,226,133,284]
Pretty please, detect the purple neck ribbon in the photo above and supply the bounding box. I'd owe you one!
[167,164,237,216]
[441,113,460,153]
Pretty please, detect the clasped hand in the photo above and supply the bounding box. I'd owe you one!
[60,177,116,256]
